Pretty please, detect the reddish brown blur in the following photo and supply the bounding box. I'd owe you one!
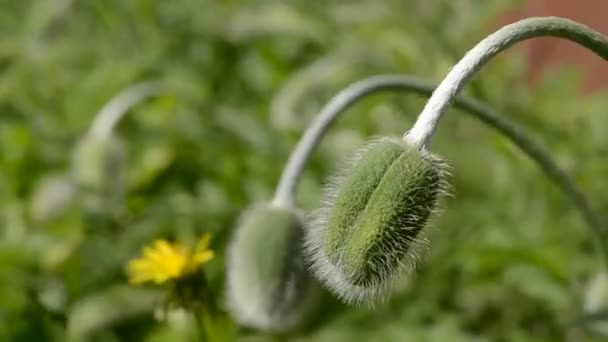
[502,0,608,92]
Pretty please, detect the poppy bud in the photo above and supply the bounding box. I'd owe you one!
[226,204,314,331]
[30,174,76,222]
[306,138,448,304]
[71,134,126,209]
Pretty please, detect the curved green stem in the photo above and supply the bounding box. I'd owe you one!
[89,81,165,140]
[272,74,608,260]
[405,16,608,147]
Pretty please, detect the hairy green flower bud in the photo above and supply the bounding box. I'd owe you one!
[306,138,448,304]
[227,204,315,332]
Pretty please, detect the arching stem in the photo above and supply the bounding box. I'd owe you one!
[405,16,608,147]
[272,74,608,261]
[88,81,165,140]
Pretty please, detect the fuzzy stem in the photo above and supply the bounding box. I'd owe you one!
[89,81,165,140]
[272,74,608,259]
[405,16,608,147]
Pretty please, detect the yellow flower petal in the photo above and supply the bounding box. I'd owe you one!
[151,273,171,284]
[127,260,158,284]
[193,250,215,265]
[143,246,164,263]
[126,234,215,285]
[195,233,212,253]
[154,240,176,257]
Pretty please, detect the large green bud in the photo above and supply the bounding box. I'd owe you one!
[226,204,315,332]
[305,137,448,304]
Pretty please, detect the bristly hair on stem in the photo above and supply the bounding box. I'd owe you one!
[404,17,608,148]
[401,16,608,260]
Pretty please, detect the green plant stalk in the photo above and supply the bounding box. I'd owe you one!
[193,309,208,342]
[272,74,608,263]
[71,81,166,207]
[88,81,165,140]
[405,17,608,148]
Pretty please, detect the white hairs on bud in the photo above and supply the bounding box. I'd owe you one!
[226,203,315,332]
[304,138,450,304]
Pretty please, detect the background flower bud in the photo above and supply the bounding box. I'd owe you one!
[71,134,126,210]
[306,137,448,304]
[30,174,76,223]
[226,204,315,332]
[583,271,608,336]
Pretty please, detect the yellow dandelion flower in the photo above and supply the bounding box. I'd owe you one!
[127,233,215,285]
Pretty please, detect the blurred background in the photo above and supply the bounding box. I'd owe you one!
[1,0,608,341]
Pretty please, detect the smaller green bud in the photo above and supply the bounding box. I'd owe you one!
[306,138,448,304]
[583,271,608,336]
[30,174,76,222]
[227,204,315,332]
[71,134,126,209]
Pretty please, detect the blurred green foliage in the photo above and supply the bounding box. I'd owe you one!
[2,0,608,341]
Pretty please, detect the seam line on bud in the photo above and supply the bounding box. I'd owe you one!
[325,140,404,259]
[338,146,409,265]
